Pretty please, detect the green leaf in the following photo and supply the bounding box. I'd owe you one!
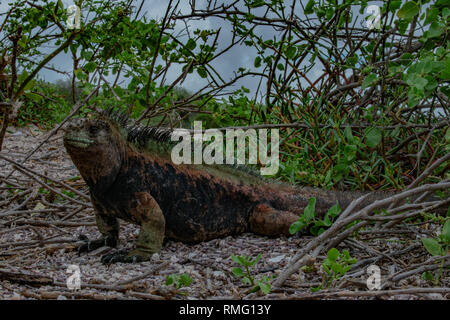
[445,128,450,144]
[81,50,94,60]
[84,62,97,73]
[334,162,348,176]
[238,256,253,267]
[407,88,421,107]
[254,56,262,68]
[324,203,341,226]
[61,190,75,198]
[344,144,357,162]
[421,238,443,256]
[75,69,88,81]
[304,197,316,220]
[406,73,428,90]
[365,127,382,148]
[322,215,331,227]
[185,38,196,51]
[397,19,410,34]
[435,0,449,8]
[421,271,434,281]
[232,267,244,277]
[249,285,260,293]
[361,74,378,89]
[249,0,265,8]
[18,71,29,83]
[310,285,322,292]
[323,263,331,274]
[442,220,450,243]
[344,126,355,144]
[425,7,439,24]
[23,79,36,92]
[197,66,208,78]
[347,54,358,67]
[327,248,339,262]
[397,1,419,20]
[286,46,297,59]
[199,30,209,41]
[310,224,326,236]
[439,58,450,80]
[289,220,307,234]
[165,275,174,286]
[304,0,315,15]
[426,21,443,38]
[179,274,193,287]
[254,253,262,265]
[342,249,350,260]
[258,281,271,294]
[443,7,450,18]
[423,75,437,92]
[24,92,42,102]
[389,1,403,12]
[331,262,343,275]
[231,254,245,265]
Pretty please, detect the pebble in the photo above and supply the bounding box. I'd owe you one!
[151,253,160,261]
[213,271,226,278]
[268,254,285,263]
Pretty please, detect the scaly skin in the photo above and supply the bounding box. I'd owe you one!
[63,114,392,263]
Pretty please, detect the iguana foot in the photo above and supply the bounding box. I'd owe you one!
[100,249,150,264]
[249,204,299,236]
[77,234,117,255]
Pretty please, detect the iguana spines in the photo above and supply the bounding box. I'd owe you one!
[102,107,267,180]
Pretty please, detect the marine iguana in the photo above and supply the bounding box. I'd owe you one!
[63,109,390,263]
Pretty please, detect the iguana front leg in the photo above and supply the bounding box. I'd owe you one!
[101,192,165,264]
[78,197,119,254]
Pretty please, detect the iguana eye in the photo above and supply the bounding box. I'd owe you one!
[89,125,99,135]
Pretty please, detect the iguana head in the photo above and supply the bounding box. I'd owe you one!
[64,117,124,189]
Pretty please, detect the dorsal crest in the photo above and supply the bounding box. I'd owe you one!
[101,107,174,147]
[100,107,270,181]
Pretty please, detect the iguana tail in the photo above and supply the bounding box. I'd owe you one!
[248,188,447,237]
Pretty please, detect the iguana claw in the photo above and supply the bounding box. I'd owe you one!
[77,234,116,255]
[100,250,145,264]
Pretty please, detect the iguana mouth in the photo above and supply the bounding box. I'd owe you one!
[64,137,94,148]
